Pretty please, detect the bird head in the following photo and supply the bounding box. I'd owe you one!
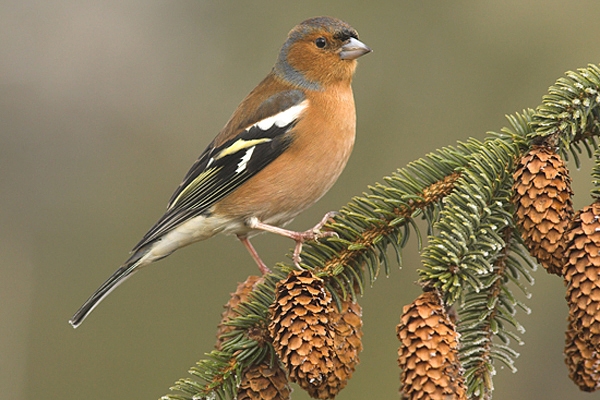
[275,16,372,90]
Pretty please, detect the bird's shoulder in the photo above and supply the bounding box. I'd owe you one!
[167,75,308,208]
[214,74,307,146]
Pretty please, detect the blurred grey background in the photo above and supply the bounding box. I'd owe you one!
[2,1,599,399]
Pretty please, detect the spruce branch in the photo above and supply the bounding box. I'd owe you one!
[459,226,533,400]
[164,64,600,400]
[419,137,519,304]
[531,64,600,164]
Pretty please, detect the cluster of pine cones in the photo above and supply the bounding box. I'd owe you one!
[214,144,597,399]
[217,271,363,400]
[513,145,600,391]
[221,272,471,400]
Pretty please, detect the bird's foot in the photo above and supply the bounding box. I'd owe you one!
[247,211,339,268]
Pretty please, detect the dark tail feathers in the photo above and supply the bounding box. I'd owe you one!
[69,251,146,328]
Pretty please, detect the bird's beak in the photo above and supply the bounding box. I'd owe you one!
[340,37,372,60]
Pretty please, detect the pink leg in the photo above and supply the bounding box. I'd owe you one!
[237,235,271,275]
[247,211,338,267]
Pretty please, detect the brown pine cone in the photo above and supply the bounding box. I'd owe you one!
[564,202,600,346]
[512,146,574,275]
[268,269,336,399]
[237,361,292,400]
[215,275,261,350]
[563,201,600,391]
[320,298,364,398]
[565,318,600,392]
[397,291,466,400]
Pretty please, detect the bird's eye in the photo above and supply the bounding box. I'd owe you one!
[315,37,326,48]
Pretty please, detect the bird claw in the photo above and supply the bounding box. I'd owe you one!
[291,211,339,268]
[246,211,339,269]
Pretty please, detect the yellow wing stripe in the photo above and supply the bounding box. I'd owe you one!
[215,138,272,159]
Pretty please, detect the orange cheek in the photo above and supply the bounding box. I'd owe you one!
[286,42,356,86]
[286,43,321,72]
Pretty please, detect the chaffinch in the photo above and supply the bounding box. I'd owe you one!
[69,16,371,328]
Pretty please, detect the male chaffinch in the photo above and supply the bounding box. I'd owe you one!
[69,16,371,328]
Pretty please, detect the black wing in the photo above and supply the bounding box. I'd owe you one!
[131,90,307,252]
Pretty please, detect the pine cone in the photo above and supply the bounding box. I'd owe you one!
[563,201,600,391]
[216,275,261,350]
[564,202,600,346]
[321,298,364,398]
[268,269,336,399]
[397,291,466,400]
[512,146,574,275]
[237,361,292,400]
[565,318,600,392]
